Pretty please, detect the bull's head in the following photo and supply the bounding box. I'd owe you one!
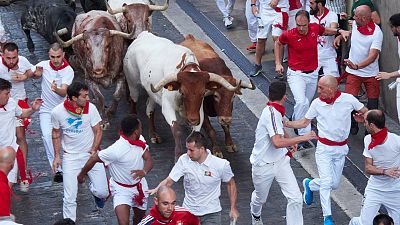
[54,27,134,78]
[150,72,240,126]
[105,0,169,37]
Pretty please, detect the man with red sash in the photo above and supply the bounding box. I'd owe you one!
[0,42,35,190]
[138,186,199,225]
[0,146,16,222]
[309,0,339,77]
[78,115,154,225]
[284,75,367,225]
[0,78,42,189]
[350,110,400,225]
[51,82,108,222]
[249,81,317,225]
[32,43,74,183]
[334,5,383,135]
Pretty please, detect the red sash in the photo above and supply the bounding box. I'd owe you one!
[114,180,145,206]
[318,137,348,146]
[18,98,31,128]
[273,7,289,30]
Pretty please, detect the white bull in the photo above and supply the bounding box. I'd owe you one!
[124,31,241,160]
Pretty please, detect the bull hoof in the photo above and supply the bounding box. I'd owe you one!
[213,151,224,158]
[150,135,162,144]
[226,145,237,153]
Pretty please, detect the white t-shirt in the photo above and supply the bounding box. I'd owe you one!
[98,135,148,185]
[346,21,383,77]
[51,102,102,154]
[305,93,364,141]
[259,0,288,11]
[363,133,400,191]
[250,105,288,165]
[397,38,400,82]
[36,60,74,113]
[310,10,338,61]
[0,56,33,100]
[169,150,234,216]
[0,98,21,150]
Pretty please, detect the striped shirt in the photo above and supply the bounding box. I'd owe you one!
[325,0,346,14]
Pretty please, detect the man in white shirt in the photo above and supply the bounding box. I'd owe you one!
[0,42,34,189]
[250,81,317,225]
[51,81,108,222]
[285,75,368,225]
[376,13,400,123]
[334,5,383,135]
[309,0,339,77]
[349,110,400,225]
[149,131,239,225]
[32,43,74,183]
[78,115,154,225]
[0,78,42,188]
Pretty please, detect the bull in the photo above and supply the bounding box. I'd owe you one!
[124,31,242,160]
[180,34,255,158]
[21,0,77,55]
[55,10,134,127]
[80,0,107,12]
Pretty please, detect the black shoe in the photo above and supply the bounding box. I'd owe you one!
[93,195,106,208]
[298,141,313,150]
[350,122,359,135]
[250,64,263,77]
[54,171,63,183]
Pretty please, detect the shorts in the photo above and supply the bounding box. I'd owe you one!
[344,73,380,98]
[257,9,287,39]
[110,178,149,210]
[16,99,31,128]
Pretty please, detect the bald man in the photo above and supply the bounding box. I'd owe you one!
[138,186,200,225]
[0,146,16,221]
[285,75,368,225]
[334,5,383,135]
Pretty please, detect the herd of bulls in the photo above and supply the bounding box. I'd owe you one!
[20,0,256,160]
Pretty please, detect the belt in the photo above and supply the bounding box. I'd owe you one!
[318,137,348,146]
[114,179,145,206]
[300,70,314,74]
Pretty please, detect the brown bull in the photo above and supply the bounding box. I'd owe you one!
[55,10,134,127]
[180,34,255,157]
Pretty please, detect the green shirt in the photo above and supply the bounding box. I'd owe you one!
[351,0,376,18]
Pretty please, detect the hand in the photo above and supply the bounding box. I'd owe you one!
[146,188,158,196]
[340,30,350,42]
[77,172,86,184]
[90,148,97,155]
[131,169,146,180]
[303,131,318,141]
[229,207,240,221]
[376,72,392,80]
[269,0,278,8]
[31,98,43,111]
[288,144,298,153]
[353,112,365,123]
[52,157,61,173]
[383,168,400,178]
[347,19,354,28]
[339,12,348,20]
[51,80,58,92]
[344,59,357,70]
[275,64,284,75]
[34,66,43,76]
[333,36,342,49]
[251,5,258,16]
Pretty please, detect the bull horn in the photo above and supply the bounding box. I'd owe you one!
[150,73,178,93]
[57,28,69,36]
[238,78,256,90]
[208,73,240,91]
[105,0,126,14]
[110,27,135,39]
[53,30,83,48]
[149,0,169,11]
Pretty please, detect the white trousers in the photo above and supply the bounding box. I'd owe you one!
[349,187,400,225]
[309,143,348,216]
[40,112,62,172]
[250,156,303,225]
[286,68,318,135]
[62,152,109,221]
[215,0,235,18]
[317,57,339,77]
[245,0,258,42]
[397,82,400,123]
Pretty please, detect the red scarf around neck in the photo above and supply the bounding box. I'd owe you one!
[319,90,341,104]
[368,127,388,150]
[1,56,18,72]
[63,99,89,117]
[119,131,146,150]
[273,8,289,30]
[49,58,70,71]
[267,101,286,117]
[0,104,5,111]
[314,7,330,24]
[357,20,376,36]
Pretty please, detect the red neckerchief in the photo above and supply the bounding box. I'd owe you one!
[368,127,388,150]
[314,7,330,24]
[0,104,5,111]
[149,205,175,223]
[273,8,289,30]
[289,0,302,10]
[119,131,146,150]
[1,55,18,72]
[319,90,341,104]
[63,99,89,117]
[267,102,286,117]
[357,20,376,36]
[49,58,70,71]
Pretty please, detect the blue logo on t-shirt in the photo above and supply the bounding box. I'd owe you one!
[66,117,83,129]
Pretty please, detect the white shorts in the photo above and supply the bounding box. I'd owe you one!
[7,159,18,183]
[110,178,149,210]
[257,9,286,39]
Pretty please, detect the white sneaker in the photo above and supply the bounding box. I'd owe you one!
[19,180,30,192]
[224,16,233,28]
[251,215,263,225]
